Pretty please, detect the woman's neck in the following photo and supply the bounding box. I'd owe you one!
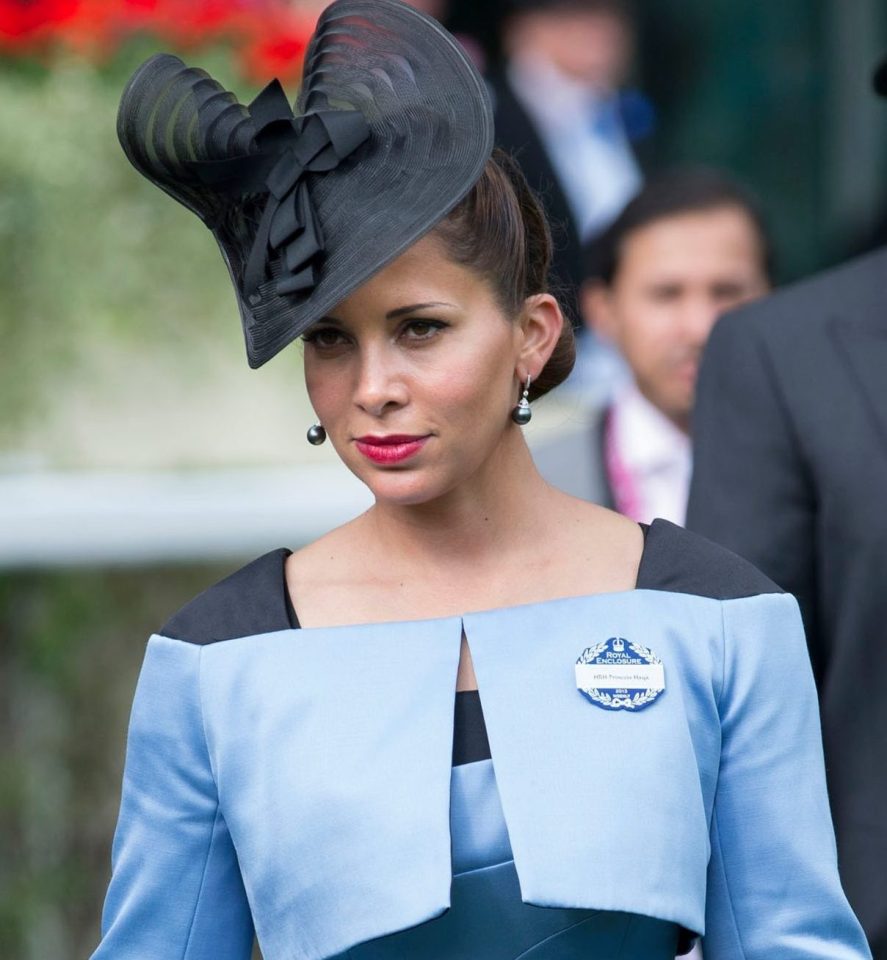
[359,434,555,573]
[286,430,644,628]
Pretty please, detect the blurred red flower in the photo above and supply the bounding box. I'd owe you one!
[237,5,315,84]
[0,0,82,46]
[0,0,316,83]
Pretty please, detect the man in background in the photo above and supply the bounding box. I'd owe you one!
[491,0,649,307]
[533,169,772,524]
[685,63,887,958]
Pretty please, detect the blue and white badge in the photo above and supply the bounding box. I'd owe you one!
[575,637,665,711]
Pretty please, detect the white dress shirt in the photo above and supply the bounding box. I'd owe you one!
[506,51,641,239]
[608,381,692,526]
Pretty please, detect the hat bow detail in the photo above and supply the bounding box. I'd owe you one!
[189,79,370,302]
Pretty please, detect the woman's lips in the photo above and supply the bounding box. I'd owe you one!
[354,435,430,464]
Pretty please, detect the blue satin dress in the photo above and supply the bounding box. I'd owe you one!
[340,752,682,959]
[90,520,872,960]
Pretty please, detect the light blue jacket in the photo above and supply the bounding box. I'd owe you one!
[91,524,872,960]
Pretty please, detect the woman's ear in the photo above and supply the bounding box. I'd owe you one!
[516,293,564,379]
[580,280,616,343]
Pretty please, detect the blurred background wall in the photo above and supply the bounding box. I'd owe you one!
[1,1,885,957]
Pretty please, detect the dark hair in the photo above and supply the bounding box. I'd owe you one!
[433,149,575,401]
[585,168,775,286]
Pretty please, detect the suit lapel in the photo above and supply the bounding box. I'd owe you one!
[828,316,887,454]
[491,75,576,241]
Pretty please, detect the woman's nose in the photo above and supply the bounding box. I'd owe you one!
[353,347,408,417]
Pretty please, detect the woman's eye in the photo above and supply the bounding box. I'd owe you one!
[401,319,446,341]
[302,328,349,349]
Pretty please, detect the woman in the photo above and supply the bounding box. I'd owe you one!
[93,1,871,958]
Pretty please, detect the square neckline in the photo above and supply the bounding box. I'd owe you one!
[284,522,653,631]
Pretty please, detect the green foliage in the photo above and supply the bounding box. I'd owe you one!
[0,562,237,959]
[0,44,264,442]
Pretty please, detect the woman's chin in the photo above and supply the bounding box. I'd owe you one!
[354,466,451,508]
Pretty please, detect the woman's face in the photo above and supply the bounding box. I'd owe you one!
[303,234,524,506]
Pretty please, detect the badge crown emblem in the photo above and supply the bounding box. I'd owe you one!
[612,637,625,652]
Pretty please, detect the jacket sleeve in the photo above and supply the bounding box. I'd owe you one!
[703,593,870,959]
[91,635,254,960]
[686,312,822,676]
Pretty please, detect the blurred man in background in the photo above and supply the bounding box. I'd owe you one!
[491,0,650,309]
[685,61,887,960]
[533,169,772,524]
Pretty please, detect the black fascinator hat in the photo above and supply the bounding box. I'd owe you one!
[117,0,494,368]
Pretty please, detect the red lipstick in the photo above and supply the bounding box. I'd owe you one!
[354,434,429,464]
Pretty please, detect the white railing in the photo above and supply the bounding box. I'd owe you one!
[0,465,373,567]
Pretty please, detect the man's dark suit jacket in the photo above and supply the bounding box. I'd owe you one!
[490,74,584,319]
[686,246,887,958]
[530,406,614,507]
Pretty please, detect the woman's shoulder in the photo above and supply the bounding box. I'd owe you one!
[157,523,360,643]
[159,548,294,644]
[638,518,783,601]
[154,518,784,645]
[545,495,782,603]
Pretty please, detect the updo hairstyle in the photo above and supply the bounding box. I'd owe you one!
[433,148,575,402]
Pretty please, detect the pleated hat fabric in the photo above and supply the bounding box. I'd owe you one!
[117,0,494,368]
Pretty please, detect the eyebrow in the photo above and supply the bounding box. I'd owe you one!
[386,301,455,319]
[317,301,456,326]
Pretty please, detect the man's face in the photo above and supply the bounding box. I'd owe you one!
[586,206,770,432]
[507,10,633,89]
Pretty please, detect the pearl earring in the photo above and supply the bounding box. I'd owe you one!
[511,374,532,425]
[307,423,327,445]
